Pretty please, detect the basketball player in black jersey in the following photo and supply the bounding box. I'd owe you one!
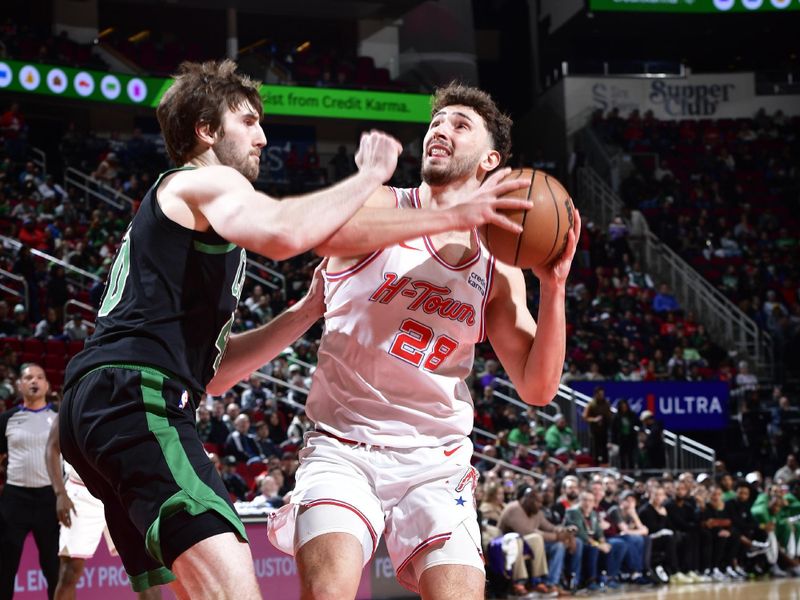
[59,60,531,600]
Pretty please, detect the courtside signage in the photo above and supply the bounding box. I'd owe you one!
[1,59,431,123]
[589,0,800,12]
[570,381,729,430]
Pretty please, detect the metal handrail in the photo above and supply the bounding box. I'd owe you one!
[575,467,636,485]
[63,300,97,331]
[64,167,134,211]
[0,283,24,303]
[473,452,544,480]
[31,146,47,174]
[474,426,565,470]
[575,165,773,377]
[246,258,287,296]
[0,234,103,286]
[239,372,307,413]
[244,268,280,292]
[0,268,28,309]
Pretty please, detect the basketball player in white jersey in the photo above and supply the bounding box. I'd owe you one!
[45,419,162,600]
[268,83,581,599]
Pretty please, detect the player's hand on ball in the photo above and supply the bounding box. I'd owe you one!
[354,130,403,185]
[531,207,581,287]
[452,167,532,232]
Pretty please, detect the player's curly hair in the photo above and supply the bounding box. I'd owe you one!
[431,82,513,167]
[156,60,263,165]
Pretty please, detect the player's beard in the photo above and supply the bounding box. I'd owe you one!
[214,132,260,182]
[421,149,481,186]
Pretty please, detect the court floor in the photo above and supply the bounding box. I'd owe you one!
[600,579,799,599]
[491,579,800,600]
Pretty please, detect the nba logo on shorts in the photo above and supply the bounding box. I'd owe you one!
[179,390,189,409]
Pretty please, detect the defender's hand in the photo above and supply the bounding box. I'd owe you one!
[450,167,532,233]
[354,130,403,185]
[297,258,328,319]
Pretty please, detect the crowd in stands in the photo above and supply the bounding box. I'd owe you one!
[0,18,415,92]
[1,104,799,595]
[234,39,411,91]
[476,462,800,596]
[0,102,793,434]
[590,108,800,383]
[0,20,105,71]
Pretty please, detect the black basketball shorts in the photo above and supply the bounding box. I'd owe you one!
[59,363,247,592]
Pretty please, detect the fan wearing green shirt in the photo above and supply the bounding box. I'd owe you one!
[545,413,580,455]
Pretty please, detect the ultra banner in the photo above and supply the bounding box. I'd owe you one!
[569,381,729,430]
[12,521,411,599]
[564,72,800,122]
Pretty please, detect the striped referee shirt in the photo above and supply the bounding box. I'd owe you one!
[0,404,57,488]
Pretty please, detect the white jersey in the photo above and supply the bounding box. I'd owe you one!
[307,187,496,447]
[64,460,84,485]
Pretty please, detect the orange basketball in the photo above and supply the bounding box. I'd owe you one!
[483,168,575,269]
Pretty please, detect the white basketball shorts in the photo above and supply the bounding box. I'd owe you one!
[58,478,116,559]
[267,431,483,593]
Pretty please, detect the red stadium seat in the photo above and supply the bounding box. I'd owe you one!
[45,369,64,389]
[43,354,67,370]
[20,352,41,365]
[248,462,268,478]
[67,340,85,356]
[1,337,22,353]
[22,338,44,354]
[235,463,257,490]
[45,339,67,356]
[202,443,222,456]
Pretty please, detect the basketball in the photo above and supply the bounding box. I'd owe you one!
[483,168,575,269]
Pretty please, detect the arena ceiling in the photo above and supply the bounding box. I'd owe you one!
[99,0,426,20]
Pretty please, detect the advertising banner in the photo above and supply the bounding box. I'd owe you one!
[0,59,431,123]
[589,0,800,13]
[569,381,729,430]
[13,522,411,599]
[564,72,800,123]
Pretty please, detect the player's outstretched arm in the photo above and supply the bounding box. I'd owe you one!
[485,209,581,406]
[177,131,402,260]
[314,167,532,257]
[206,260,327,396]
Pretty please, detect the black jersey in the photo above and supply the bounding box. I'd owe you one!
[64,168,247,394]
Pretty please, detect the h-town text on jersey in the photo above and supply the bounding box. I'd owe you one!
[369,273,479,326]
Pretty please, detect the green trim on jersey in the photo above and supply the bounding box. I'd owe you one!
[152,165,197,189]
[193,240,238,254]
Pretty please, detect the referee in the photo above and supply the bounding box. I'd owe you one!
[0,363,59,599]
